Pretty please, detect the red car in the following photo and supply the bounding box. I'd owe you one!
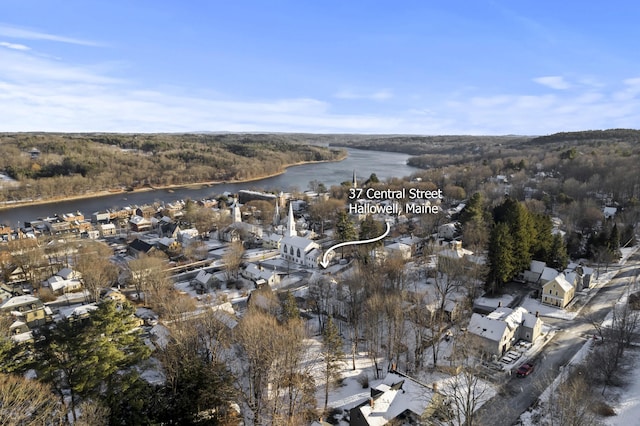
[516,363,535,377]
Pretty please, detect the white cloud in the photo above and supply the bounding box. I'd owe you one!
[0,41,638,135]
[0,24,102,46]
[0,41,29,50]
[533,76,572,90]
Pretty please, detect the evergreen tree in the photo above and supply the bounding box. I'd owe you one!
[493,197,534,272]
[335,210,357,259]
[36,300,151,421]
[530,213,554,261]
[486,222,516,294]
[280,291,300,323]
[459,192,485,226]
[321,316,344,413]
[335,210,357,243]
[358,214,384,241]
[609,223,620,254]
[548,233,569,270]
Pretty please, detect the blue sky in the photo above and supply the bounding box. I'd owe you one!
[1,1,639,135]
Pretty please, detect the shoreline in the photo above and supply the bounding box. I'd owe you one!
[0,155,346,212]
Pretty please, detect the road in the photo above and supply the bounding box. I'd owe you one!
[475,253,640,426]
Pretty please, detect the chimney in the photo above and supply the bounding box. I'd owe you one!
[498,301,502,307]
[369,397,374,408]
[536,311,539,317]
[432,382,438,392]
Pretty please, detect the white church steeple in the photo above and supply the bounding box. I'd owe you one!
[285,202,297,237]
[232,202,242,224]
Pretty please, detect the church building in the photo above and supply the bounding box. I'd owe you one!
[280,202,322,268]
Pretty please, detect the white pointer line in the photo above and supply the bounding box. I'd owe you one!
[320,221,391,268]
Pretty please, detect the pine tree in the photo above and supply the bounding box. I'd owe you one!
[37,300,151,421]
[321,316,344,413]
[280,291,300,323]
[548,233,569,270]
[335,210,357,259]
[486,222,516,294]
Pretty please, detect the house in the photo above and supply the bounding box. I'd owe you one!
[467,306,543,356]
[437,240,473,261]
[385,242,412,260]
[566,262,595,290]
[542,274,575,308]
[350,371,441,426]
[128,238,156,257]
[437,222,458,240]
[98,223,117,238]
[92,211,111,223]
[242,263,280,287]
[191,270,218,293]
[104,289,127,303]
[523,260,546,284]
[160,221,181,239]
[129,215,152,232]
[59,303,98,322]
[42,275,82,294]
[0,295,53,328]
[262,232,282,250]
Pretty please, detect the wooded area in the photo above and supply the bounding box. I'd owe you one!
[0,132,345,202]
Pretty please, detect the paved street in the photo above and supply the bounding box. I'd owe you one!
[475,253,640,426]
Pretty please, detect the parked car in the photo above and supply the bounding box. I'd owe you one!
[516,363,535,377]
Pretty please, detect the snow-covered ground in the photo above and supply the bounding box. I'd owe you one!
[518,245,640,425]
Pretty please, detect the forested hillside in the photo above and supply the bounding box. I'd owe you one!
[0,133,345,202]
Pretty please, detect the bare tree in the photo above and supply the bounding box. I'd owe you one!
[73,240,118,303]
[543,371,603,426]
[127,253,170,307]
[0,373,62,425]
[439,353,492,426]
[223,241,245,283]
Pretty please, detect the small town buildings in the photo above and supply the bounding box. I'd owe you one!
[437,222,458,240]
[542,274,575,308]
[0,295,53,328]
[467,306,543,357]
[129,215,152,232]
[98,223,117,238]
[350,371,441,426]
[385,242,412,260]
[242,263,280,287]
[128,238,156,257]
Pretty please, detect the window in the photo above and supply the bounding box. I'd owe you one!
[297,248,301,258]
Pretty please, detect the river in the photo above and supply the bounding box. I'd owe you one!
[0,148,419,227]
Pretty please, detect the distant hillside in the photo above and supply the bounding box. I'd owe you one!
[530,129,640,145]
[0,132,345,203]
[329,135,530,156]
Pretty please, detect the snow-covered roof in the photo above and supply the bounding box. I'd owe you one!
[468,312,509,342]
[281,235,320,252]
[545,274,573,293]
[59,303,98,320]
[194,270,213,285]
[540,267,559,283]
[530,260,546,274]
[468,306,540,342]
[355,372,435,425]
[0,295,40,311]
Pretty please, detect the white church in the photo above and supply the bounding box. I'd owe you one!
[280,202,322,268]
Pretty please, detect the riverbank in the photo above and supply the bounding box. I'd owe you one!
[0,155,347,212]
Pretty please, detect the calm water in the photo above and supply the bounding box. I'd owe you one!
[0,148,419,226]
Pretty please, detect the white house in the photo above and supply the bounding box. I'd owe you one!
[467,306,543,356]
[242,263,280,287]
